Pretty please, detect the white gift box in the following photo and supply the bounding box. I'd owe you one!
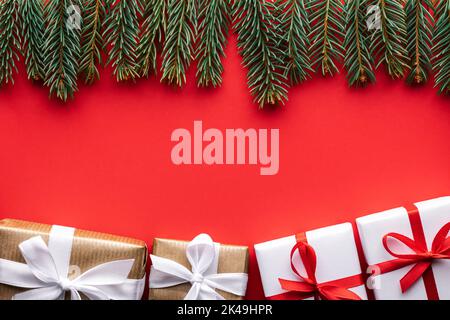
[254,223,368,299]
[356,196,450,300]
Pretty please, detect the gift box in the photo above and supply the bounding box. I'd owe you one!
[255,223,368,300]
[0,219,147,300]
[356,196,450,300]
[149,234,249,300]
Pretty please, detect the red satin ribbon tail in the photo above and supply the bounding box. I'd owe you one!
[400,261,432,293]
[319,285,362,300]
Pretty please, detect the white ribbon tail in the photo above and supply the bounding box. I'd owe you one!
[0,259,48,289]
[149,255,193,288]
[205,273,248,297]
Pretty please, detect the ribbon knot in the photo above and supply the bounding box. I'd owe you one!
[379,222,450,293]
[57,278,74,291]
[149,233,248,300]
[278,240,362,300]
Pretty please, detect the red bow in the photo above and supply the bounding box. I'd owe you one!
[377,222,450,293]
[278,241,363,300]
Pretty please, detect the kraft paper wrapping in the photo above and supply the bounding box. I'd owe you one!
[0,219,148,300]
[149,238,249,300]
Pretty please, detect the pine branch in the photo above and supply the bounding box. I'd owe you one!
[104,0,142,82]
[277,0,313,85]
[308,0,345,76]
[80,0,106,84]
[43,0,82,101]
[233,0,288,108]
[370,0,409,79]
[137,0,167,78]
[161,0,197,86]
[405,0,434,84]
[432,0,450,94]
[344,0,376,86]
[19,0,45,81]
[196,0,230,87]
[0,0,21,87]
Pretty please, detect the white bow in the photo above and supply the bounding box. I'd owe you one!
[0,225,145,300]
[149,234,248,300]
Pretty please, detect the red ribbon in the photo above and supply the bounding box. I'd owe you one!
[374,204,450,300]
[272,234,363,300]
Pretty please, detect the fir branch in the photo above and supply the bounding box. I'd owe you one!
[43,0,82,101]
[137,0,167,78]
[0,0,21,87]
[405,0,434,84]
[277,0,313,85]
[308,0,345,76]
[80,0,106,84]
[104,0,142,82]
[19,0,45,81]
[161,0,197,86]
[196,0,230,87]
[233,0,288,108]
[432,0,450,94]
[370,0,409,79]
[344,0,376,86]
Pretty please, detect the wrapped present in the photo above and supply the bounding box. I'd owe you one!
[0,219,147,300]
[149,233,249,300]
[356,196,450,300]
[255,223,368,300]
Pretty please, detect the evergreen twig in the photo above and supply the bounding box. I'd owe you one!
[233,0,288,108]
[432,0,450,94]
[0,0,21,87]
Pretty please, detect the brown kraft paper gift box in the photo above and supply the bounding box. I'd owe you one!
[149,237,249,300]
[0,219,148,299]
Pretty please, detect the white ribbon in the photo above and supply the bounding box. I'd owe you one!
[149,233,248,300]
[0,225,145,300]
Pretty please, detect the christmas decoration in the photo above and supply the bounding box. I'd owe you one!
[104,0,142,82]
[432,0,450,95]
[344,0,376,86]
[19,0,45,81]
[232,0,288,108]
[196,0,230,87]
[0,0,21,87]
[0,219,147,300]
[405,0,434,85]
[370,0,409,79]
[308,0,345,76]
[149,234,249,300]
[80,0,107,84]
[254,223,368,300]
[160,0,197,86]
[43,0,82,101]
[356,197,450,300]
[1,0,448,104]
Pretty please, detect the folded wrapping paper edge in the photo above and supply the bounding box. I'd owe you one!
[355,196,450,300]
[0,218,148,300]
[149,237,249,300]
[255,223,367,299]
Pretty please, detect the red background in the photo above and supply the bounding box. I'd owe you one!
[0,35,449,299]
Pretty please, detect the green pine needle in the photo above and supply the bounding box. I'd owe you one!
[308,0,345,76]
[277,0,313,85]
[161,0,197,87]
[80,0,106,84]
[104,0,142,82]
[371,0,409,79]
[344,0,376,86]
[137,0,167,78]
[196,0,230,88]
[20,0,45,81]
[0,0,21,87]
[432,0,450,94]
[233,0,288,108]
[43,0,82,101]
[405,0,434,84]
